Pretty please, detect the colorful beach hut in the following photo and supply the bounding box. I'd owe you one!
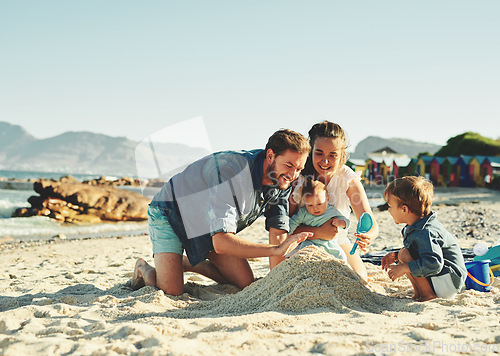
[392,157,411,179]
[469,156,487,187]
[415,155,434,179]
[346,159,367,178]
[365,158,379,183]
[406,158,418,176]
[481,156,500,184]
[430,157,446,186]
[458,155,475,187]
[440,157,458,186]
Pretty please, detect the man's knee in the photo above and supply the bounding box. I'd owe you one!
[398,248,414,263]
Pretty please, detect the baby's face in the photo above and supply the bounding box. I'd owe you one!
[303,191,329,216]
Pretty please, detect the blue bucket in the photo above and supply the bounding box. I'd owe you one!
[465,260,493,292]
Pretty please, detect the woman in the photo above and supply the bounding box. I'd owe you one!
[289,121,378,281]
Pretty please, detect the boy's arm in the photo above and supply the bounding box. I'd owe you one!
[406,231,444,277]
[381,251,398,270]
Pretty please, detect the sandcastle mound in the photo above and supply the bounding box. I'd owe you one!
[178,246,409,317]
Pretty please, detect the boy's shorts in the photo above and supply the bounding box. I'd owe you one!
[429,273,459,299]
[148,206,183,256]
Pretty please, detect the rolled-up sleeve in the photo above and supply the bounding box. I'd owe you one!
[405,230,444,278]
[264,192,290,232]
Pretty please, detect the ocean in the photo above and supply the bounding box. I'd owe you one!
[1,170,385,242]
[0,170,148,241]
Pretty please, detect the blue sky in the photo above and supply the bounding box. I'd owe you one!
[1,1,499,152]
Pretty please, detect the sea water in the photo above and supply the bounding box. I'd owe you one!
[0,170,148,241]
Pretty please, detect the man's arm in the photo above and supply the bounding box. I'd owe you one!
[212,230,311,259]
[269,228,289,269]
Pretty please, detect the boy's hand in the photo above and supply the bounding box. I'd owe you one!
[386,263,410,281]
[381,252,398,270]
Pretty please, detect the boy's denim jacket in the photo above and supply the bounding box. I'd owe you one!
[403,212,467,290]
[150,149,290,266]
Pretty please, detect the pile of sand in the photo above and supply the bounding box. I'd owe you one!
[178,246,413,317]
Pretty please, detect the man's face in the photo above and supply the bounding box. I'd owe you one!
[303,190,329,216]
[265,149,307,190]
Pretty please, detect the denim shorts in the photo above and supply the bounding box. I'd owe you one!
[148,206,183,256]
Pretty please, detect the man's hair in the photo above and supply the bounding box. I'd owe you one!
[384,176,433,217]
[265,129,311,156]
[301,176,327,202]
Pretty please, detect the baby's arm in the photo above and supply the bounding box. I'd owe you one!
[331,217,347,229]
[327,205,350,230]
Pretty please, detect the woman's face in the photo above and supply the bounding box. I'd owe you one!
[312,137,344,178]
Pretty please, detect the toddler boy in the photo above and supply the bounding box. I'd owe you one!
[381,176,467,301]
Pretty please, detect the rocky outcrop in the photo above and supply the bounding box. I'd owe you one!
[14,180,150,224]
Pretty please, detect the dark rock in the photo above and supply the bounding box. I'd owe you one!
[19,180,150,223]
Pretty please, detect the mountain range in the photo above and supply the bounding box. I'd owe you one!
[349,136,442,159]
[0,122,443,176]
[0,122,210,177]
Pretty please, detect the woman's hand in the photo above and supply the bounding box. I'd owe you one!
[275,232,312,256]
[353,233,371,252]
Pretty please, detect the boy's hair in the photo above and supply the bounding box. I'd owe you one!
[384,176,433,217]
[301,176,327,202]
[265,129,311,157]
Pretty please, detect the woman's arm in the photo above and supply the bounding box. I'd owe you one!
[292,219,338,240]
[346,178,379,249]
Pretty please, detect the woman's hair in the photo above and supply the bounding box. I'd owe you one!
[302,121,350,175]
[301,176,327,202]
[384,176,433,217]
[265,129,311,157]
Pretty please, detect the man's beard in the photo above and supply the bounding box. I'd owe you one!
[266,161,292,190]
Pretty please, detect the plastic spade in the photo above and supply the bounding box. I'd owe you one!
[349,212,373,255]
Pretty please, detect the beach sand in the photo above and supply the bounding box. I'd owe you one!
[1,187,499,355]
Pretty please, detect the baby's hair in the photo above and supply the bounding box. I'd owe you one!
[384,176,433,217]
[301,176,327,202]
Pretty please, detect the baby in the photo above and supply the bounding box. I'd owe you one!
[287,177,349,261]
[381,176,467,301]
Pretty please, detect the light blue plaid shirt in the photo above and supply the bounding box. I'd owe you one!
[150,149,291,266]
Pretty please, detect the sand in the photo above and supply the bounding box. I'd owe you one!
[1,187,500,355]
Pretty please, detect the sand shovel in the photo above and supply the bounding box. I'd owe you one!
[349,212,373,255]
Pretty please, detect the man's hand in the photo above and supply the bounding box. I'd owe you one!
[386,263,410,281]
[381,252,398,270]
[275,232,313,257]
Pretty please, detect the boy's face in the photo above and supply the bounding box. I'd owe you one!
[303,190,329,216]
[386,194,407,224]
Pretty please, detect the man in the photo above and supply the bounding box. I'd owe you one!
[132,129,311,295]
